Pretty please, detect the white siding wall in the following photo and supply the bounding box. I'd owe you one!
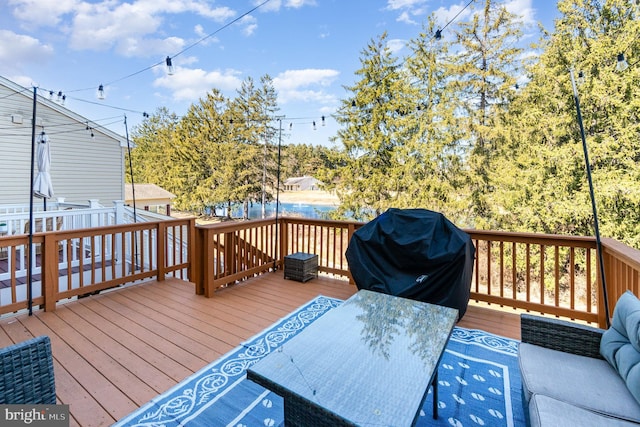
[0,81,125,206]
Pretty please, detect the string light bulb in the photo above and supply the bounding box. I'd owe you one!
[97,84,105,100]
[577,71,585,85]
[166,56,175,75]
[435,29,442,40]
[313,121,317,130]
[48,90,54,100]
[61,95,66,106]
[617,53,629,72]
[57,91,63,102]
[321,115,326,126]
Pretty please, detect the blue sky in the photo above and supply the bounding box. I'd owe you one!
[1,0,558,147]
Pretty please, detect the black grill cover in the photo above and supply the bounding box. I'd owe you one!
[345,208,475,320]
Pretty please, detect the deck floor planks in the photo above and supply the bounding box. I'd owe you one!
[89,293,210,372]
[95,292,220,366]
[124,281,261,344]
[0,272,521,426]
[45,307,159,406]
[12,312,135,425]
[67,298,194,382]
[54,304,177,395]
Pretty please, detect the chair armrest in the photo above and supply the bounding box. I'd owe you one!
[520,314,605,359]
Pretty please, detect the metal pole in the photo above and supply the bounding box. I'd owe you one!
[124,115,138,271]
[569,69,611,327]
[28,86,37,315]
[274,118,283,270]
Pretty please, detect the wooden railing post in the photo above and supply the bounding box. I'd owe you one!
[193,226,205,295]
[280,218,289,260]
[43,233,58,312]
[224,231,236,278]
[187,218,196,283]
[156,222,166,281]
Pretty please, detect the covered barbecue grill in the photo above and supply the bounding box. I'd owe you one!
[345,208,475,320]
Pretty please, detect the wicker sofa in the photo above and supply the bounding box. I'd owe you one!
[519,311,640,426]
[0,335,56,404]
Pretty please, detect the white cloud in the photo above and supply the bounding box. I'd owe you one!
[153,67,243,101]
[117,36,186,58]
[397,11,417,25]
[239,15,258,36]
[432,3,473,30]
[257,0,316,12]
[273,69,339,90]
[504,0,536,26]
[273,68,339,104]
[0,30,54,75]
[8,0,79,27]
[285,0,317,8]
[8,0,236,56]
[385,0,428,25]
[386,38,406,54]
[386,0,428,11]
[279,89,337,104]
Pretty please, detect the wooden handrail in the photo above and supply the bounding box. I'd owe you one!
[0,218,193,315]
[2,215,639,328]
[188,217,640,327]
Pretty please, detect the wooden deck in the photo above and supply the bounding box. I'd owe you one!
[0,271,520,427]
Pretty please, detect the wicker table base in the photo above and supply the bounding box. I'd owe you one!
[284,252,318,283]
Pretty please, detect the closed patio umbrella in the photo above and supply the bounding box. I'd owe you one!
[33,131,54,205]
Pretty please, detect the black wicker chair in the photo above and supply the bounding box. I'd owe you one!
[520,313,605,359]
[0,336,56,404]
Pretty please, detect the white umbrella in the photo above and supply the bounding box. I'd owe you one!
[33,131,54,200]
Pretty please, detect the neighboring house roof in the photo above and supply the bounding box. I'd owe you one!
[125,184,175,204]
[283,176,321,191]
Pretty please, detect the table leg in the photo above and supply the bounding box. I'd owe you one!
[432,371,438,419]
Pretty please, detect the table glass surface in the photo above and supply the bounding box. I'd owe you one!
[247,289,458,426]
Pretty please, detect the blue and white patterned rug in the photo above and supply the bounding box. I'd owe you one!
[114,296,525,427]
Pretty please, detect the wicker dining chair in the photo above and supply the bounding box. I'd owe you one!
[0,336,56,404]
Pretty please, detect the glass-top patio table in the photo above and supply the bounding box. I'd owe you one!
[247,289,458,426]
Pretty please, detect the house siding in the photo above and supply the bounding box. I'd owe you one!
[0,79,125,206]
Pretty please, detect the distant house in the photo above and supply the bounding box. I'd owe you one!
[283,176,321,191]
[125,183,175,216]
[0,75,127,206]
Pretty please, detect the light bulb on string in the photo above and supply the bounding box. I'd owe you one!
[617,53,629,72]
[313,121,316,130]
[166,56,175,75]
[97,84,105,100]
[321,116,326,126]
[57,91,63,102]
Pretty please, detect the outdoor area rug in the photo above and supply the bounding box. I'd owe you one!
[114,296,525,427]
